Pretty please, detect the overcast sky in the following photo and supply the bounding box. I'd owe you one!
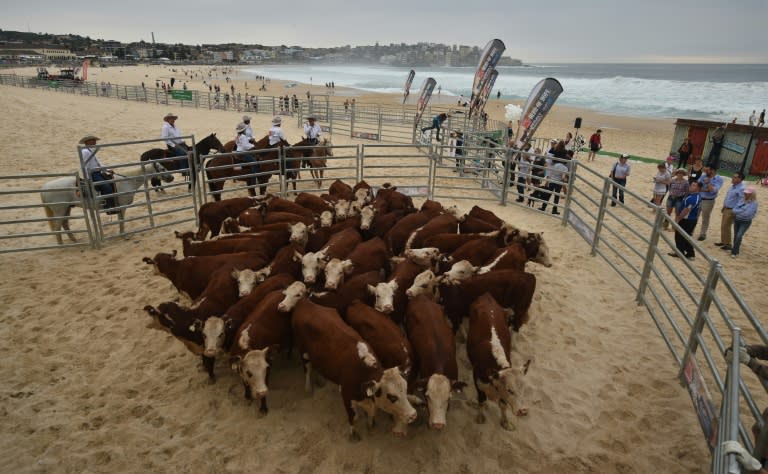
[4,0,767,63]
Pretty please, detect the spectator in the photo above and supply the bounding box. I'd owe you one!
[652,163,672,207]
[663,169,690,230]
[749,110,757,126]
[540,150,569,215]
[609,153,631,206]
[688,158,704,184]
[729,186,758,258]
[669,181,702,260]
[707,125,726,169]
[715,172,745,251]
[696,166,724,241]
[587,129,602,162]
[677,138,694,168]
[515,144,533,203]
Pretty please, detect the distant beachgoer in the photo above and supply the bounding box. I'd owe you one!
[587,129,602,162]
[437,86,441,96]
[749,110,757,126]
[759,109,766,127]
[677,137,694,168]
[496,90,501,99]
[458,95,464,106]
[729,186,758,257]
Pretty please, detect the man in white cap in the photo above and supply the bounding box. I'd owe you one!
[268,116,286,146]
[242,115,254,139]
[161,112,190,171]
[78,135,117,213]
[235,123,258,187]
[303,116,322,145]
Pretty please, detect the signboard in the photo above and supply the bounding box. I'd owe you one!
[352,131,379,141]
[403,69,415,104]
[722,140,746,154]
[567,211,595,244]
[514,78,563,147]
[171,90,193,101]
[681,356,719,452]
[469,39,505,117]
[414,77,437,127]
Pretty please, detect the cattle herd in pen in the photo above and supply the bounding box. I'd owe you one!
[142,179,552,441]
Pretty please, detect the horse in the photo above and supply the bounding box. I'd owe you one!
[40,161,174,244]
[300,138,333,188]
[204,135,295,200]
[140,133,225,191]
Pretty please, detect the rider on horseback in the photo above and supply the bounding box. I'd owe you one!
[78,135,118,214]
[268,116,287,146]
[235,122,258,187]
[161,112,190,173]
[303,116,322,145]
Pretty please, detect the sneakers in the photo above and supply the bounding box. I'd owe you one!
[552,210,560,215]
[714,242,725,247]
[721,244,733,251]
[515,197,525,203]
[697,236,706,241]
[667,252,680,258]
[610,202,617,207]
[731,254,737,259]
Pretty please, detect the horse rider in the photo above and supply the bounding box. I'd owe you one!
[242,115,254,140]
[161,112,191,172]
[304,116,322,145]
[235,122,258,187]
[268,116,287,147]
[78,135,117,214]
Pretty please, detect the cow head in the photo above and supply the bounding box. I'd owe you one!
[277,281,307,312]
[368,280,398,313]
[359,205,375,230]
[232,267,270,297]
[442,260,478,285]
[298,250,328,284]
[323,258,354,290]
[231,346,276,401]
[201,316,234,357]
[333,199,351,221]
[404,247,440,267]
[354,187,372,206]
[487,359,531,418]
[444,205,464,220]
[415,374,465,430]
[405,269,438,298]
[530,233,552,267]
[365,367,417,434]
[319,210,334,228]
[289,221,309,246]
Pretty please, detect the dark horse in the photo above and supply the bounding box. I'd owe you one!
[140,133,225,191]
[204,135,305,200]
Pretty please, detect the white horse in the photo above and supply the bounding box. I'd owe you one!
[40,162,173,244]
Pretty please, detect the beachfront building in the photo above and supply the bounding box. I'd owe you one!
[0,44,75,61]
[672,119,768,175]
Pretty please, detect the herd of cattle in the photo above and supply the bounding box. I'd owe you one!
[142,179,552,440]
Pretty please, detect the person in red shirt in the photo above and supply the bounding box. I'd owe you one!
[587,129,602,162]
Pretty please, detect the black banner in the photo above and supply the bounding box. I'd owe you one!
[514,77,564,147]
[414,77,437,127]
[470,69,498,119]
[469,39,505,117]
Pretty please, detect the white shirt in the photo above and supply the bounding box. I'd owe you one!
[268,125,286,146]
[162,121,184,147]
[303,122,322,140]
[81,147,105,173]
[244,123,254,139]
[548,162,569,184]
[236,134,254,152]
[653,170,671,194]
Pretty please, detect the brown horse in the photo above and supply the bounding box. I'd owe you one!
[300,138,333,188]
[140,133,225,191]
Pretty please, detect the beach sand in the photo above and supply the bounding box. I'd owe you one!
[0,65,763,472]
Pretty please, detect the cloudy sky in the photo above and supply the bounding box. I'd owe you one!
[3,0,767,63]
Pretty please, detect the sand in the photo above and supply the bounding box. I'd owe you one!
[1,65,763,473]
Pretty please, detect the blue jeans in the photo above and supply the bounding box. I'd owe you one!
[169,145,189,171]
[732,219,752,255]
[611,177,627,203]
[91,171,116,209]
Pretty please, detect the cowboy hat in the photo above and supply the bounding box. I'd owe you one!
[242,115,251,122]
[272,116,282,125]
[236,123,247,133]
[306,116,316,121]
[78,135,100,144]
[164,112,178,120]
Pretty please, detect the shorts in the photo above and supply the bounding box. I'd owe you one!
[590,144,600,152]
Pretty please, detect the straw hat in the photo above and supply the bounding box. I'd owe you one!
[236,123,247,133]
[306,116,316,121]
[164,112,178,120]
[242,115,251,122]
[272,116,282,125]
[78,135,100,144]
[620,153,629,159]
[675,168,688,175]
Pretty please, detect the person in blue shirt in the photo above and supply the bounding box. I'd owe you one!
[669,181,702,260]
[730,186,758,258]
[421,113,449,141]
[696,166,724,241]
[715,172,745,251]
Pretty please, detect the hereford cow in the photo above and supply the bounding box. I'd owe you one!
[385,207,441,256]
[506,229,553,267]
[232,243,304,295]
[405,295,465,430]
[477,242,528,274]
[294,192,335,227]
[196,196,261,240]
[291,294,417,440]
[263,210,315,228]
[230,283,305,414]
[265,196,316,220]
[439,270,537,332]
[237,207,264,229]
[345,301,413,376]
[367,258,426,324]
[310,270,383,315]
[405,213,462,251]
[297,227,362,286]
[467,293,530,430]
[324,237,389,290]
[422,230,500,254]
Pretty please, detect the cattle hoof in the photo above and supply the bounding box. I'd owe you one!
[475,413,487,424]
[349,430,362,443]
[516,408,529,417]
[501,419,515,431]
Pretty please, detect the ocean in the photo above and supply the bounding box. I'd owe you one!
[243,63,768,122]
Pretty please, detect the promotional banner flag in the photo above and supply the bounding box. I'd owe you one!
[414,77,437,127]
[469,39,505,117]
[470,69,498,119]
[81,60,88,80]
[514,77,563,147]
[403,69,415,104]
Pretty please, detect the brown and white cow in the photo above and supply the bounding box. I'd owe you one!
[324,237,389,290]
[297,227,361,286]
[230,283,305,414]
[294,192,335,227]
[385,207,441,256]
[310,270,383,316]
[439,270,537,333]
[405,295,465,430]
[405,212,464,252]
[477,242,528,274]
[367,258,425,324]
[345,301,413,376]
[233,243,304,295]
[467,293,530,430]
[265,195,316,220]
[291,295,417,440]
[196,196,261,240]
[422,230,500,254]
[507,229,553,268]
